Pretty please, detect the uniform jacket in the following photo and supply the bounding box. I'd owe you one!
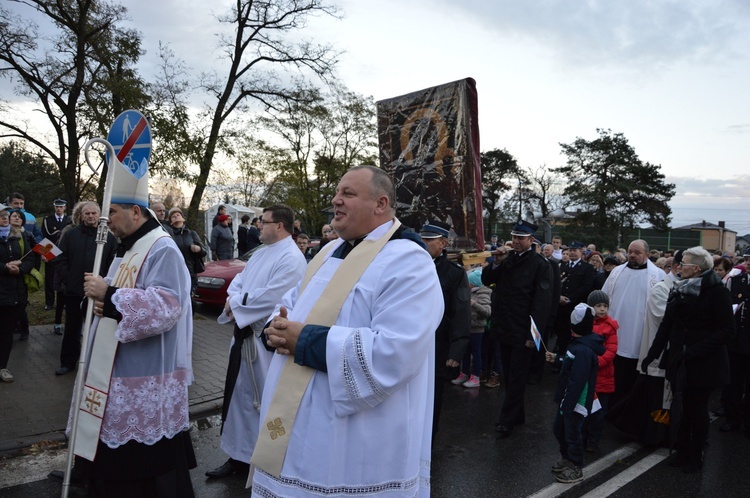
[56,224,117,296]
[41,214,71,245]
[434,251,471,379]
[482,249,553,346]
[647,270,733,388]
[560,259,595,306]
[553,333,605,416]
[592,315,619,393]
[726,271,750,354]
[548,257,562,322]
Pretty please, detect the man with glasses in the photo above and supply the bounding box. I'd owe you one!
[604,239,664,407]
[206,205,307,480]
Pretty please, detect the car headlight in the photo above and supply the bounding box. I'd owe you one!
[197,276,226,289]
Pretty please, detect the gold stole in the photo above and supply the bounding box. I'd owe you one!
[74,227,168,461]
[250,219,402,478]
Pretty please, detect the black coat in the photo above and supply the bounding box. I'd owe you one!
[482,249,553,346]
[647,270,733,388]
[0,232,36,306]
[560,260,594,306]
[434,252,471,380]
[237,225,250,255]
[41,214,71,245]
[726,271,750,354]
[56,224,117,296]
[553,333,605,416]
[171,225,206,278]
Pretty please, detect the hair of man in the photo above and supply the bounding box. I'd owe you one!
[263,205,294,234]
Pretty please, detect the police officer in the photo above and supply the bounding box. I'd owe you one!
[41,199,70,334]
[421,220,470,437]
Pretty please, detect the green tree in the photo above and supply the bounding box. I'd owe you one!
[480,149,523,236]
[554,129,675,250]
[0,141,64,214]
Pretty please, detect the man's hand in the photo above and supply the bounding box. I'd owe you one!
[265,306,304,356]
[559,296,570,305]
[224,300,234,320]
[83,273,108,301]
[93,300,104,317]
[446,359,459,368]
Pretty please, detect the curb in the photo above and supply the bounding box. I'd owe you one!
[0,398,224,460]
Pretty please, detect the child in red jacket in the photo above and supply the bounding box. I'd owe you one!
[582,290,619,452]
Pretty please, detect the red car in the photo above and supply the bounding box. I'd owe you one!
[193,250,254,306]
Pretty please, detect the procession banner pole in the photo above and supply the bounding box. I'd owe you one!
[62,138,117,498]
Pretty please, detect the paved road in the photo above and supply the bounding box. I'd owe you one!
[1,305,749,497]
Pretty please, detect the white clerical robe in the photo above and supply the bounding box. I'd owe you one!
[604,260,664,359]
[639,272,676,375]
[220,236,307,463]
[252,220,444,497]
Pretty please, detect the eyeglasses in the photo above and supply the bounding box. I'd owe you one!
[260,219,279,226]
[678,262,699,268]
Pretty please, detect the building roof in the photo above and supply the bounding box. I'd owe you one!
[674,220,737,234]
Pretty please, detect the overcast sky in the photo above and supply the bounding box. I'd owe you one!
[4,0,750,234]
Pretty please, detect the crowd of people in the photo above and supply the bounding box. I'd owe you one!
[2,178,748,496]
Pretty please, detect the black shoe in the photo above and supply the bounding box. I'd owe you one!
[205,458,249,479]
[720,422,740,433]
[44,305,53,311]
[53,325,63,336]
[495,424,512,438]
[55,366,73,376]
[668,451,688,468]
[48,469,87,490]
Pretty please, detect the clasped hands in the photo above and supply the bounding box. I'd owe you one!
[265,306,303,356]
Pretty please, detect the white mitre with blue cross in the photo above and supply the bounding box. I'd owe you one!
[109,155,149,208]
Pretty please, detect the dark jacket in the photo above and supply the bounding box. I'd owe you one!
[41,214,71,245]
[553,333,605,416]
[727,271,750,354]
[434,252,471,380]
[210,224,234,260]
[482,249,553,346]
[237,225,250,255]
[247,226,261,251]
[647,270,733,388]
[172,225,206,278]
[547,257,562,322]
[56,224,117,296]
[0,231,36,306]
[560,259,595,306]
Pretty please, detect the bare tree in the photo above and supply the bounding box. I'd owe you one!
[0,0,144,204]
[185,0,340,222]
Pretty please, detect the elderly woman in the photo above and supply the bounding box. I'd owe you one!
[169,207,206,295]
[641,246,733,473]
[1,209,36,381]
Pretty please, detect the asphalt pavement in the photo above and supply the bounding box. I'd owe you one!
[2,306,750,497]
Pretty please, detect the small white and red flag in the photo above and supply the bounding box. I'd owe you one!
[33,238,62,262]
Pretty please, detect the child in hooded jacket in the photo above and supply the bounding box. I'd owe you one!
[582,290,619,452]
[546,303,605,484]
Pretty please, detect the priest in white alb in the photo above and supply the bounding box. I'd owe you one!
[604,239,664,408]
[252,165,444,497]
[205,205,307,479]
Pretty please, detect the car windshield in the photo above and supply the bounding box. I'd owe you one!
[239,245,263,261]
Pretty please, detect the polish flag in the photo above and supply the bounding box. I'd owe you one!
[33,238,62,262]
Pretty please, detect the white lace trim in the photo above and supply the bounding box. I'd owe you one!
[100,370,190,448]
[112,287,181,343]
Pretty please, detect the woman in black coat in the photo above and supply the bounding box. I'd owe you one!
[642,246,733,473]
[168,208,206,295]
[0,209,36,382]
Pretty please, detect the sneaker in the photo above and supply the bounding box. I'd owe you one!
[463,375,480,388]
[551,458,575,473]
[0,369,14,383]
[485,373,501,389]
[556,465,583,483]
[53,325,63,336]
[451,373,469,385]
